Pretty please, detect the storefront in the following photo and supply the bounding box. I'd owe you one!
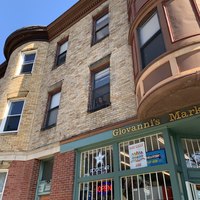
[61,105,200,200]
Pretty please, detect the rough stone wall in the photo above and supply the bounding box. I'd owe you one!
[0,42,49,151]
[30,0,136,149]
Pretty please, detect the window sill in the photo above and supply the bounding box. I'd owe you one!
[41,124,56,131]
[12,74,32,79]
[0,131,18,135]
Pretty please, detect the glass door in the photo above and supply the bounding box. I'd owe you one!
[186,182,200,200]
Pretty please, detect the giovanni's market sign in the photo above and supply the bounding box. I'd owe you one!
[112,105,200,137]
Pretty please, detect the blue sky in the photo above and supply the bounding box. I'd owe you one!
[0,0,78,64]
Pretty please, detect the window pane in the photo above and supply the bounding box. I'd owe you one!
[96,26,109,41]
[57,52,66,66]
[47,108,58,126]
[96,14,109,31]
[8,101,24,115]
[0,172,7,192]
[141,31,165,68]
[139,13,160,46]
[42,159,54,181]
[4,116,20,131]
[95,68,110,88]
[21,63,33,73]
[24,53,35,62]
[59,41,68,54]
[50,92,61,109]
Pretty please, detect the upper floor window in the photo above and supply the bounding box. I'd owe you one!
[89,66,110,112]
[21,52,36,74]
[0,170,8,199]
[138,12,165,69]
[0,100,24,132]
[56,41,68,66]
[45,90,61,128]
[93,11,109,44]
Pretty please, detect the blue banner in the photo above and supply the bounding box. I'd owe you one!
[146,149,167,166]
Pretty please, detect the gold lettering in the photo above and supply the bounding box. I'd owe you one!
[121,128,126,134]
[137,124,143,130]
[181,111,188,118]
[154,119,161,125]
[169,111,181,122]
[143,122,150,128]
[112,129,119,136]
[125,127,132,133]
[188,108,195,116]
[131,126,137,132]
[194,106,200,114]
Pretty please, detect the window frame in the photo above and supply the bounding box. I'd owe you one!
[0,169,8,200]
[137,11,166,69]
[54,38,68,68]
[20,51,36,74]
[88,63,111,112]
[43,88,61,129]
[0,99,25,133]
[92,8,109,45]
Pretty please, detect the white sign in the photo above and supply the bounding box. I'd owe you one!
[128,142,147,169]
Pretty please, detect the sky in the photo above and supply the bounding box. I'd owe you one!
[0,0,78,64]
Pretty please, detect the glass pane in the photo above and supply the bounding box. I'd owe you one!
[95,68,110,89]
[8,101,24,115]
[141,31,165,68]
[24,53,35,62]
[57,52,66,66]
[21,63,33,73]
[50,92,61,109]
[4,116,20,131]
[47,108,58,126]
[96,14,109,31]
[139,12,160,46]
[96,26,109,41]
[59,41,68,54]
[42,159,54,181]
[0,172,7,192]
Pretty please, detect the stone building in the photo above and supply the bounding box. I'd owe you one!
[0,0,200,199]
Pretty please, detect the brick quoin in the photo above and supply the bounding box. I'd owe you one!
[3,159,40,200]
[50,151,75,200]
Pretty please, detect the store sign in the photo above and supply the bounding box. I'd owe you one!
[97,181,112,195]
[90,152,110,175]
[112,105,200,137]
[146,149,167,166]
[128,142,147,169]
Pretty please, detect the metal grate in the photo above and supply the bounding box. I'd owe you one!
[79,179,114,200]
[119,133,165,170]
[80,145,113,177]
[121,171,173,200]
[182,138,200,168]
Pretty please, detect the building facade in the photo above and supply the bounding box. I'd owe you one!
[0,0,200,199]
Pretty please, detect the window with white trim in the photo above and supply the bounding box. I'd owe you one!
[0,100,24,132]
[56,41,68,66]
[20,52,36,74]
[0,170,8,200]
[45,91,61,128]
[138,12,165,69]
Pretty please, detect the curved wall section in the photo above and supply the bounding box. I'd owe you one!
[128,0,200,119]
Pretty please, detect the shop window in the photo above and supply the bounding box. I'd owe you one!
[56,40,68,67]
[119,133,166,170]
[20,52,36,74]
[0,170,8,200]
[121,171,173,199]
[89,67,110,112]
[44,90,61,128]
[0,100,24,132]
[138,12,165,69]
[93,10,109,44]
[182,138,200,168]
[38,159,54,195]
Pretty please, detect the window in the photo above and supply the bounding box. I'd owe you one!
[90,67,110,112]
[21,52,36,74]
[93,11,109,44]
[45,91,61,128]
[38,159,54,195]
[138,12,165,69]
[0,100,24,132]
[0,171,8,200]
[56,41,68,66]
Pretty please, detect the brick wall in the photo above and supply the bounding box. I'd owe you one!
[50,151,75,200]
[3,159,40,200]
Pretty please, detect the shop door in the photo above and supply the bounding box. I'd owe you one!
[186,182,200,200]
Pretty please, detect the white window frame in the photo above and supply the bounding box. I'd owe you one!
[16,51,37,75]
[0,99,25,133]
[0,169,8,200]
